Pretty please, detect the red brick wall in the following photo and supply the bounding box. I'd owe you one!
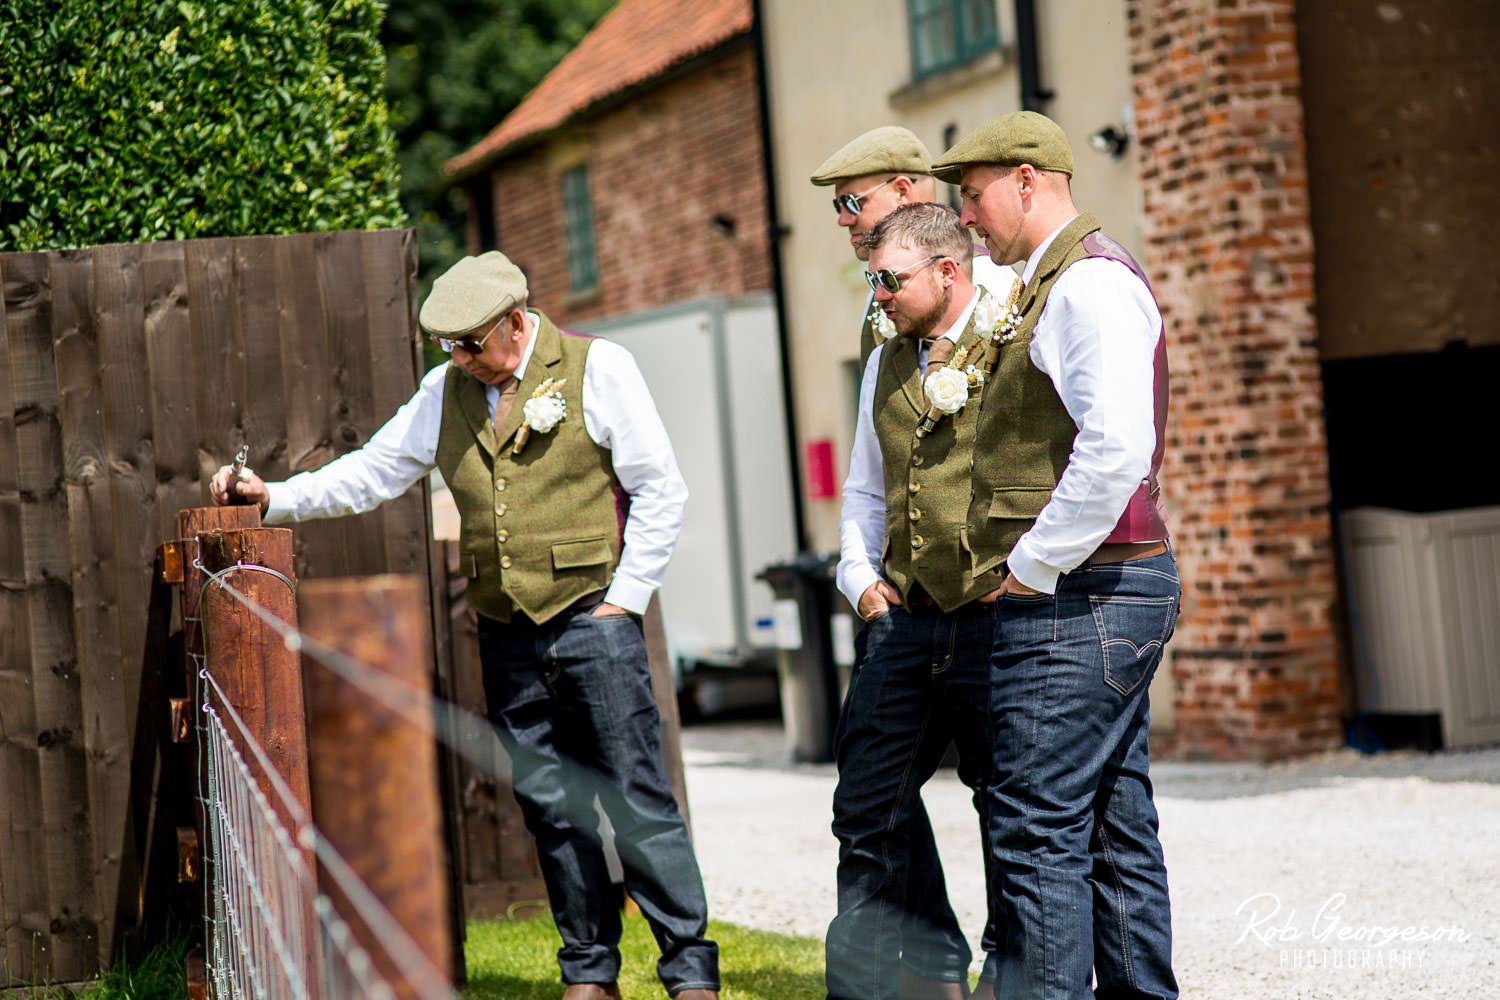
[481,44,773,327]
[1127,0,1342,759]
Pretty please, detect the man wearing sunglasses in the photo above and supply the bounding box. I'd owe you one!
[209,251,720,1000]
[811,125,944,369]
[932,112,1177,1000]
[825,203,1016,1000]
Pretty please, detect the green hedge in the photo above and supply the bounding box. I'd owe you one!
[0,0,404,250]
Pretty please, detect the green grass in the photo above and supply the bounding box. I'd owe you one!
[463,913,826,1000]
[2,931,190,1000]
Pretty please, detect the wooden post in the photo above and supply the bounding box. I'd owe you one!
[174,506,262,678]
[195,527,310,816]
[299,576,452,998]
[194,525,316,997]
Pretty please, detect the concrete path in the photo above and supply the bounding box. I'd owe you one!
[682,720,1500,998]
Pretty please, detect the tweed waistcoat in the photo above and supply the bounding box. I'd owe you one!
[435,312,624,624]
[966,212,1169,578]
[874,308,1000,611]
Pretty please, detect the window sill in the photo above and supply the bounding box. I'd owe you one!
[563,285,602,310]
[888,45,1012,110]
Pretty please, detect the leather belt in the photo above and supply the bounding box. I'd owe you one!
[1090,540,1168,565]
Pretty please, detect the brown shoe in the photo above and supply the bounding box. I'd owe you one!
[897,966,970,1000]
[669,990,719,1000]
[561,984,622,1000]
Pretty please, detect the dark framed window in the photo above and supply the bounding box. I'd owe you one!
[561,163,598,291]
[908,0,999,78]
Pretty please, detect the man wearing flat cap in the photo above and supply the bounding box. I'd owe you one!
[814,126,1013,1000]
[933,111,1179,999]
[210,251,720,1000]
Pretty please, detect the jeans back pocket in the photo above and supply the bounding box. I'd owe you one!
[1089,594,1178,696]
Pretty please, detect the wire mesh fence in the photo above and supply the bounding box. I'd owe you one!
[191,550,458,1000]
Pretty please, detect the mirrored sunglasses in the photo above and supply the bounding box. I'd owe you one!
[864,255,944,294]
[434,319,502,355]
[832,175,904,216]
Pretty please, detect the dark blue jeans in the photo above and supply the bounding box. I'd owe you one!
[986,551,1180,1000]
[826,599,998,1000]
[478,606,718,994]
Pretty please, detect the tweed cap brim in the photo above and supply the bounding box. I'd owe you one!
[418,251,528,338]
[810,125,933,186]
[930,111,1075,183]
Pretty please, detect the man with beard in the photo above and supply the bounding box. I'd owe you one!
[814,126,1014,1000]
[826,202,1019,1000]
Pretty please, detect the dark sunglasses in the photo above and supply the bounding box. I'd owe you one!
[832,175,905,216]
[433,313,508,354]
[864,255,944,294]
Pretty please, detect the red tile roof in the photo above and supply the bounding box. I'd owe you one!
[446,0,754,179]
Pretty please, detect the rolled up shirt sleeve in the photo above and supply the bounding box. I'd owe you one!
[263,363,446,524]
[836,347,888,608]
[1006,258,1162,594]
[580,339,688,615]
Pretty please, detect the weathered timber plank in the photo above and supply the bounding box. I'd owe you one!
[94,242,158,763]
[141,242,200,545]
[51,248,134,964]
[183,237,245,493]
[0,253,48,979]
[362,231,430,586]
[318,230,387,576]
[275,234,348,580]
[6,251,96,978]
[233,236,287,485]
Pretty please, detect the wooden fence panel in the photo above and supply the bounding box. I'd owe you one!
[53,247,139,959]
[0,230,425,985]
[5,252,97,977]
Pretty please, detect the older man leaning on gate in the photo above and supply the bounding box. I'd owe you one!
[210,251,719,1000]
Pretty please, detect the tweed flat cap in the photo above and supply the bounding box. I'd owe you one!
[418,251,528,338]
[930,111,1075,183]
[810,125,933,186]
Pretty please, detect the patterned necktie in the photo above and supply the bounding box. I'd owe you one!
[924,337,955,379]
[492,376,520,438]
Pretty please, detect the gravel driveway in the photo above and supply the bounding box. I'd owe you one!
[683,720,1500,998]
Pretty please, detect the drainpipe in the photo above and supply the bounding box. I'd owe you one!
[1014,0,1052,112]
[750,0,809,552]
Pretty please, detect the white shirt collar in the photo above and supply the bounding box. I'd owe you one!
[1020,215,1080,285]
[511,310,541,382]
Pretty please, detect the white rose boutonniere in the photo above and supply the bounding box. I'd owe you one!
[971,293,1002,333]
[867,302,896,342]
[512,377,567,455]
[923,367,970,414]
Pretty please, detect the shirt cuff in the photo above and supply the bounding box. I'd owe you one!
[263,484,294,525]
[1006,541,1062,595]
[604,574,653,616]
[838,563,884,609]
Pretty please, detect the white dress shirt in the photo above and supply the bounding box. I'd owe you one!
[1004,219,1164,594]
[264,312,688,614]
